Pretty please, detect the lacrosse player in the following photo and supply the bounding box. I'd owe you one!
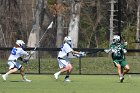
[104,35,130,83]
[2,40,31,82]
[54,36,85,82]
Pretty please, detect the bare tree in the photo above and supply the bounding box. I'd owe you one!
[85,0,102,48]
[68,0,81,48]
[109,0,116,45]
[55,0,65,47]
[0,0,22,46]
[136,0,140,55]
[27,0,44,58]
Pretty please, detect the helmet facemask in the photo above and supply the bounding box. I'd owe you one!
[64,36,72,47]
[67,40,72,47]
[112,35,120,44]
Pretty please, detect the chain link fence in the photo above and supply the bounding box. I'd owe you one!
[0,48,140,75]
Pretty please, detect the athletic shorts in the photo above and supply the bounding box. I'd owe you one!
[7,60,22,70]
[57,58,70,69]
[113,59,127,68]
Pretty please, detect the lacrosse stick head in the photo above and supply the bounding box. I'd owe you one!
[47,21,53,29]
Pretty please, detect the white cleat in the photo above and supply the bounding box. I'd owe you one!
[54,73,59,79]
[2,74,7,81]
[23,79,32,82]
[65,78,71,82]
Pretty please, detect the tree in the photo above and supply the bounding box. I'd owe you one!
[135,0,140,56]
[27,0,44,47]
[55,0,65,48]
[0,0,22,47]
[109,0,116,45]
[68,0,81,48]
[27,0,44,58]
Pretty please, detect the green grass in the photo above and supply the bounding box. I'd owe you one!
[0,74,140,93]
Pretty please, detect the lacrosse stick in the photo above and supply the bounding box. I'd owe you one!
[31,21,53,54]
[23,21,54,63]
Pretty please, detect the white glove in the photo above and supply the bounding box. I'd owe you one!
[111,49,115,53]
[30,51,35,55]
[124,42,127,46]
[73,54,81,58]
[79,51,86,56]
[73,52,86,58]
[23,55,31,63]
[123,49,127,53]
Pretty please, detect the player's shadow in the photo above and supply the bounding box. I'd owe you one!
[10,80,24,82]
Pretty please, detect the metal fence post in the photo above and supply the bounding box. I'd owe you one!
[79,57,81,74]
[38,50,41,74]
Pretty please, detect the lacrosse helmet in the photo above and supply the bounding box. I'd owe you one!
[16,40,25,48]
[64,36,72,46]
[112,35,120,44]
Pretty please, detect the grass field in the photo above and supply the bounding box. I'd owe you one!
[0,74,140,93]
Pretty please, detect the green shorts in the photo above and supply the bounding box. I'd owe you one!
[113,59,127,68]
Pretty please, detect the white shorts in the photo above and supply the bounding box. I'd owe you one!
[8,60,22,70]
[57,58,70,69]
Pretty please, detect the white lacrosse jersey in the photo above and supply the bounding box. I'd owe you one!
[58,43,73,59]
[8,47,29,61]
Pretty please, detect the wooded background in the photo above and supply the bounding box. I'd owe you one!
[0,0,139,49]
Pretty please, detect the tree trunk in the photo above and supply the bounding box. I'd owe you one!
[87,0,102,48]
[68,0,81,48]
[56,0,65,48]
[110,0,116,45]
[27,0,44,58]
[136,4,140,56]
[0,25,7,47]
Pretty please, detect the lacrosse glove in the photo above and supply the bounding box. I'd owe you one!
[79,51,86,56]
[22,55,31,63]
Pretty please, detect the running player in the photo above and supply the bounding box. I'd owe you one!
[104,35,130,83]
[2,40,31,82]
[54,36,85,82]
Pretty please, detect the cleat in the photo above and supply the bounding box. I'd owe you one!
[23,79,32,82]
[23,75,31,82]
[120,77,124,83]
[2,75,7,81]
[64,78,71,82]
[54,73,59,79]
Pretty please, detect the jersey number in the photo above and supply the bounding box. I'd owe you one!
[11,48,17,55]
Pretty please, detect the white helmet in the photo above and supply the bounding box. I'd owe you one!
[112,35,120,44]
[64,36,72,46]
[64,36,72,42]
[16,40,25,47]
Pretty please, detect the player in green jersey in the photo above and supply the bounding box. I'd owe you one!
[104,35,130,83]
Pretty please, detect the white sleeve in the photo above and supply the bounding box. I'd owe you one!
[20,49,29,56]
[64,44,73,53]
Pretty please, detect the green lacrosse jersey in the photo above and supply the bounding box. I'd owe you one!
[110,43,126,60]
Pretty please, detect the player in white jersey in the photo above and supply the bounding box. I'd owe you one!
[54,36,85,82]
[2,40,31,82]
